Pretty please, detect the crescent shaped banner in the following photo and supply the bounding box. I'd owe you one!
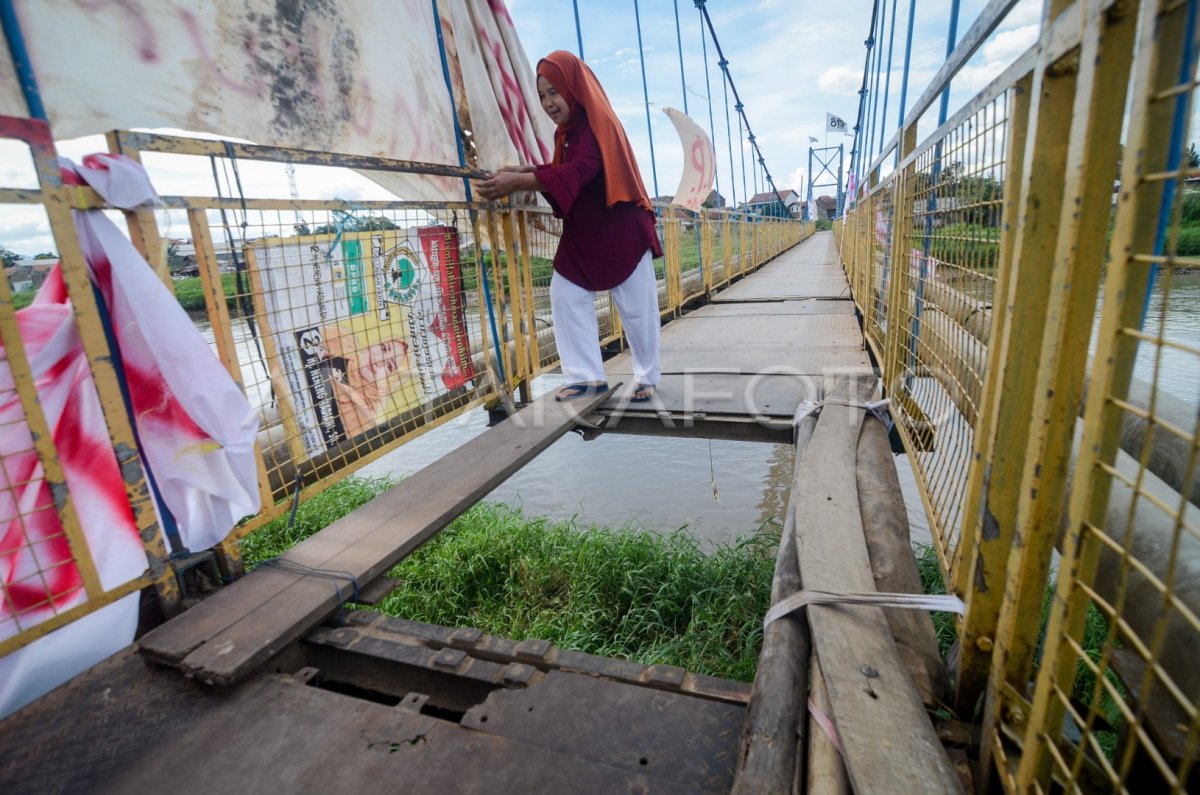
[663,107,716,212]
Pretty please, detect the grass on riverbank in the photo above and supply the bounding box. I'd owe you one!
[241,476,776,682]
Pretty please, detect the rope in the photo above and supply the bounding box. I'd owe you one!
[430,0,506,385]
[254,558,361,611]
[673,0,689,115]
[634,0,659,198]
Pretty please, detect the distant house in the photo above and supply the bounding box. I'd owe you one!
[5,257,58,294]
[815,195,839,220]
[742,189,803,218]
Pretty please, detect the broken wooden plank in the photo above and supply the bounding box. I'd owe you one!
[139,388,614,681]
[792,375,961,794]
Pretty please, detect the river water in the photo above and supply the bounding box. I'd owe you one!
[198,272,1197,550]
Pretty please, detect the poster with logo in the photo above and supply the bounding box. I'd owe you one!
[248,226,476,462]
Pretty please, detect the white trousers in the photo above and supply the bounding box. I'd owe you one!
[550,250,662,386]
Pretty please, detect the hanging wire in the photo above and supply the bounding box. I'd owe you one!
[878,0,899,161]
[572,0,585,60]
[737,104,748,210]
[866,2,886,170]
[895,0,918,168]
[634,0,659,198]
[431,0,506,385]
[719,58,737,209]
[694,2,785,206]
[847,0,881,207]
[674,0,689,115]
[698,1,721,203]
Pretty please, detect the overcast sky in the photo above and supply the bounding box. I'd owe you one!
[1,0,1044,256]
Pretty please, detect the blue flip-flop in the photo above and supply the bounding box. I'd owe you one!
[555,382,610,401]
[629,383,655,403]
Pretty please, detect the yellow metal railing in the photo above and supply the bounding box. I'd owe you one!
[840,0,1199,790]
[0,121,807,659]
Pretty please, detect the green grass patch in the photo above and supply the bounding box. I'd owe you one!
[172,272,240,313]
[928,222,1000,271]
[10,290,35,310]
[240,476,776,682]
[382,504,777,682]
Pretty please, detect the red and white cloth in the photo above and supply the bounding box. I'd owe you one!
[0,154,259,716]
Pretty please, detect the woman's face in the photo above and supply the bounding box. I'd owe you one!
[359,338,409,387]
[537,75,570,127]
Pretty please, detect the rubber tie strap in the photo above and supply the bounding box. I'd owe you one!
[764,589,964,631]
[807,696,844,757]
[792,397,891,429]
[255,558,362,608]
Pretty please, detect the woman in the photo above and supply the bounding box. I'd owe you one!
[476,50,662,403]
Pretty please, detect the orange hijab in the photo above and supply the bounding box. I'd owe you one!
[537,50,653,213]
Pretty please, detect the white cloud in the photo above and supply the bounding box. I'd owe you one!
[819,66,864,96]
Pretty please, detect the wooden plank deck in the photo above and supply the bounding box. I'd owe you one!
[2,232,961,792]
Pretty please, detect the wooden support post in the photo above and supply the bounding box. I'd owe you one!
[793,374,960,794]
[732,414,818,794]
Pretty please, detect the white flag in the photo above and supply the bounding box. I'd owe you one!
[826,112,849,133]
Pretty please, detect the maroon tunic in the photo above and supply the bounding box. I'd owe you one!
[534,119,663,291]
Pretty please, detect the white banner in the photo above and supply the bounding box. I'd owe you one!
[826,112,849,134]
[1,0,555,202]
[663,107,716,212]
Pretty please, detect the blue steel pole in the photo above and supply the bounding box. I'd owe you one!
[634,0,659,198]
[0,1,46,120]
[895,0,918,168]
[674,0,689,115]
[866,3,886,171]
[572,0,585,60]
[737,105,748,209]
[698,0,720,203]
[879,0,899,160]
[910,0,961,388]
[849,0,880,210]
[431,0,507,388]
[1145,0,1199,325]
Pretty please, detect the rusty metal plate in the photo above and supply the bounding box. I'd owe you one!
[461,670,744,792]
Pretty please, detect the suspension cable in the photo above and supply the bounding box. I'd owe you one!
[694,1,785,208]
[673,0,689,115]
[719,58,737,209]
[866,2,886,171]
[572,0,585,60]
[895,0,918,167]
[698,3,721,203]
[847,0,881,208]
[634,0,659,198]
[737,104,747,210]
[879,0,899,161]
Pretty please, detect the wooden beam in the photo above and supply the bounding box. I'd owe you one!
[792,375,960,794]
[138,388,616,683]
[731,413,818,794]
